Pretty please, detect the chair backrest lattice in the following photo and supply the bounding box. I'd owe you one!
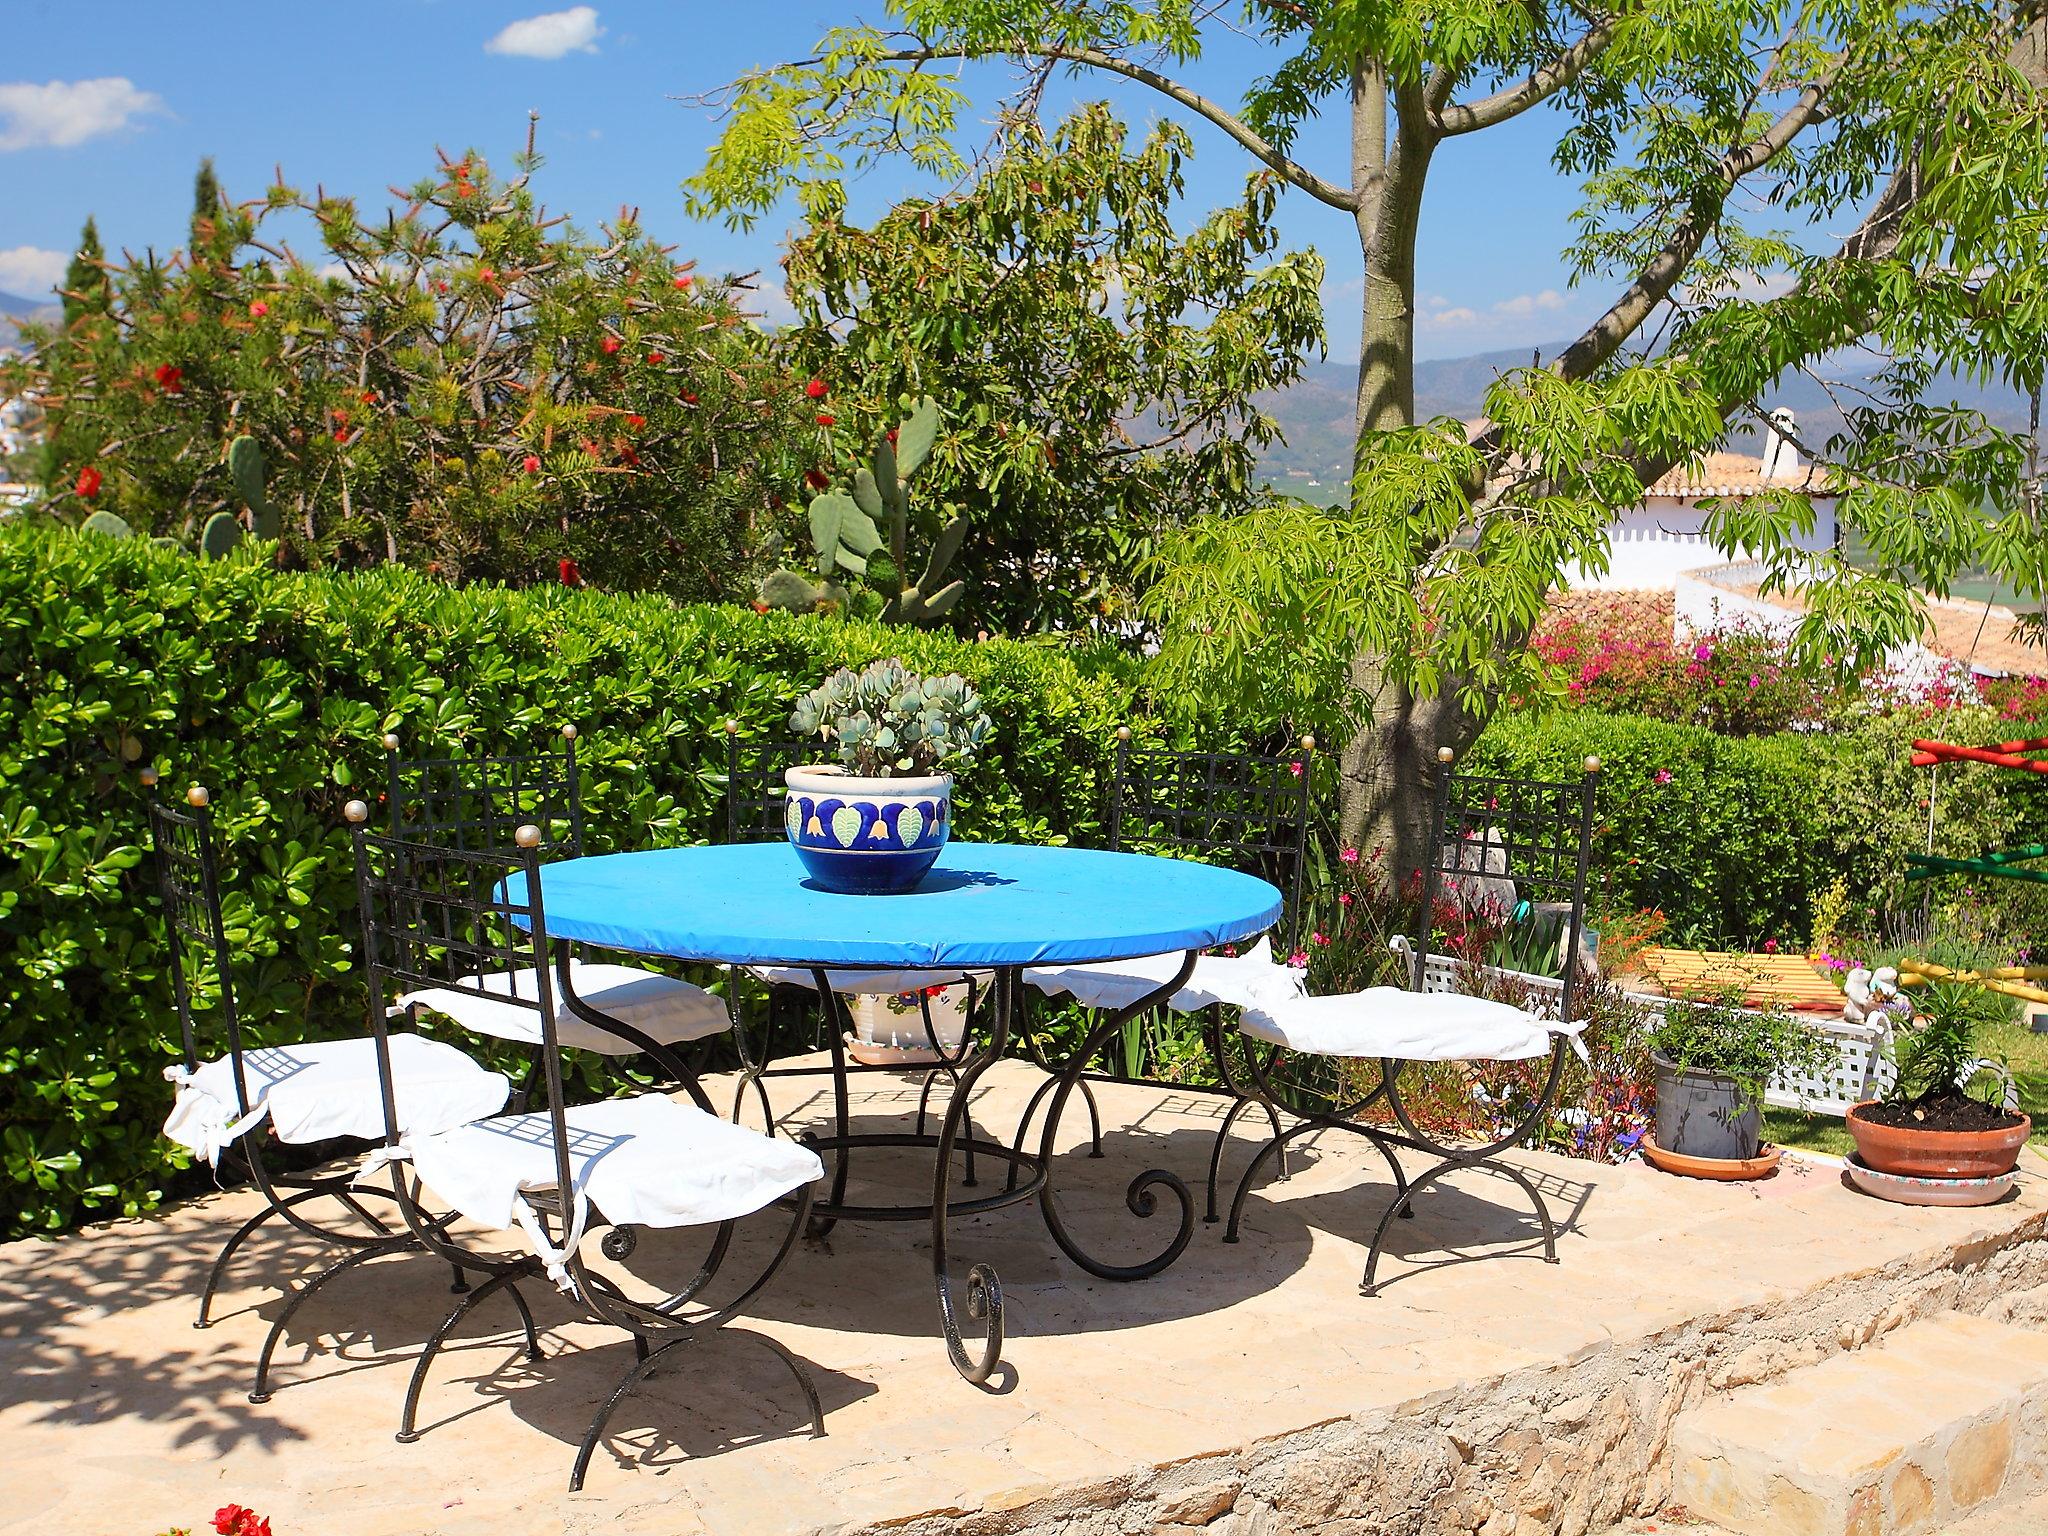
[348,807,577,1197]
[722,726,815,844]
[146,781,250,1105]
[1414,750,1602,1023]
[383,726,584,858]
[1108,730,1317,952]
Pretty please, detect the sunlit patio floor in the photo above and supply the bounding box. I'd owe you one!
[4,1059,2045,1535]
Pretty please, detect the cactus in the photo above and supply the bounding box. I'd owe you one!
[758,396,969,624]
[789,658,991,776]
[80,509,134,539]
[227,434,281,540]
[199,510,242,559]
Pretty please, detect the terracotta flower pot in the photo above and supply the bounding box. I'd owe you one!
[1844,1100,2030,1179]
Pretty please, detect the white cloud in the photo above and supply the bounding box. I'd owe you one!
[1420,305,1480,330]
[0,77,165,151]
[1492,289,1567,318]
[0,245,68,297]
[485,6,603,59]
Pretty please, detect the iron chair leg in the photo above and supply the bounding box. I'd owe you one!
[395,1269,545,1442]
[249,1239,408,1402]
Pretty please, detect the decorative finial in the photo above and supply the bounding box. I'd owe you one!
[560,723,577,741]
[1583,754,1603,774]
[1300,734,1315,753]
[381,732,399,752]
[724,719,740,736]
[344,799,369,824]
[976,630,989,643]
[185,785,210,808]
[1437,746,1455,765]
[1115,725,1131,742]
[138,766,159,788]
[514,823,542,848]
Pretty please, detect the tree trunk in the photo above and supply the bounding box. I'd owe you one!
[1341,59,1470,875]
[1336,653,1488,872]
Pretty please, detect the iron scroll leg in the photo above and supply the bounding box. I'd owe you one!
[1035,952,1200,1281]
[931,968,1015,1385]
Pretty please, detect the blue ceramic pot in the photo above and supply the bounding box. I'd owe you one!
[783,766,952,894]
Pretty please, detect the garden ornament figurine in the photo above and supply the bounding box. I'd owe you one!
[1844,966,1915,1031]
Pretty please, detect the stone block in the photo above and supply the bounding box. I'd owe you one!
[1670,1313,2048,1536]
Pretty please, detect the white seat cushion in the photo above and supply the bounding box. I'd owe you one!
[1238,988,1584,1062]
[747,965,984,996]
[399,960,731,1054]
[390,1094,824,1289]
[163,1034,510,1165]
[1026,937,1306,1015]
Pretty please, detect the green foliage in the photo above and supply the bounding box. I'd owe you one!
[1647,995,1835,1109]
[788,658,992,775]
[0,523,1150,1236]
[0,139,813,600]
[79,509,134,540]
[59,217,107,324]
[1892,974,2016,1104]
[767,104,1326,634]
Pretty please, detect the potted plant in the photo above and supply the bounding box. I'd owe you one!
[785,658,990,893]
[1642,994,1834,1179]
[1845,974,2028,1198]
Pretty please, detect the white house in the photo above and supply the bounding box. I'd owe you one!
[1564,410,1836,591]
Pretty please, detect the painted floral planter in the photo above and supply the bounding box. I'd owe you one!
[784,765,951,894]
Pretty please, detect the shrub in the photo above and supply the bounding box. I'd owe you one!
[0,524,1157,1236]
[1529,605,1826,734]
[1,142,812,598]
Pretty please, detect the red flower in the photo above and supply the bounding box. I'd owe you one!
[478,266,497,283]
[815,413,835,427]
[75,464,102,500]
[521,454,542,474]
[673,271,694,289]
[435,279,451,294]
[601,336,621,355]
[213,1505,268,1536]
[804,468,830,491]
[625,414,645,430]
[751,599,770,614]
[360,390,377,404]
[558,558,583,587]
[153,363,184,392]
[886,428,898,445]
[680,391,698,405]
[618,443,641,466]
[247,300,269,318]
[332,428,349,443]
[645,351,665,365]
[804,378,827,399]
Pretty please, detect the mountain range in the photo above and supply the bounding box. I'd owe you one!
[1254,345,2038,498]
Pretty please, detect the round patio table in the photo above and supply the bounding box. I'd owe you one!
[522,840,1282,1384]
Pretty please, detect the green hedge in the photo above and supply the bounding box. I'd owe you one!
[1469,708,2042,946]
[0,526,1158,1236]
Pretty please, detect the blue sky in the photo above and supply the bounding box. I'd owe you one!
[3,2,1599,361]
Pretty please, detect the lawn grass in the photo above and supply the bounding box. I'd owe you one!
[1766,1010,2048,1156]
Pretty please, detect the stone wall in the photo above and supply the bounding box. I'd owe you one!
[858,1213,2048,1536]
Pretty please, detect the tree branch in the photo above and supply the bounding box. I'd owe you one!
[1551,76,1832,384]
[1431,17,1618,136]
[877,44,1358,210]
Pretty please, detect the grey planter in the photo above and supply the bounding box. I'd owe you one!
[1652,1051,1762,1160]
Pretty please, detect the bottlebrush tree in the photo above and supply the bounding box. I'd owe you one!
[4,122,818,598]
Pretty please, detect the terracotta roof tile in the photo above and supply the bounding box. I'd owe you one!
[1647,452,1825,499]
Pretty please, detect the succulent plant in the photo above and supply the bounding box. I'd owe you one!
[759,396,969,624]
[80,509,135,539]
[227,435,282,540]
[790,658,991,777]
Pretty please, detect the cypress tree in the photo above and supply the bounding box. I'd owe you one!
[190,158,222,250]
[60,217,108,323]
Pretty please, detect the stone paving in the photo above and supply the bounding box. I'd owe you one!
[3,1060,2046,1536]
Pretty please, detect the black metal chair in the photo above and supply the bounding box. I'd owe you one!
[381,726,737,1097]
[1217,749,1602,1295]
[149,777,508,1334]
[336,805,825,1491]
[1014,729,1318,1188]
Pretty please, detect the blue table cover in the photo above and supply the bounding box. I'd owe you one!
[511,842,1282,970]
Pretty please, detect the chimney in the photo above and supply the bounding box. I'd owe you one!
[1759,408,1799,480]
